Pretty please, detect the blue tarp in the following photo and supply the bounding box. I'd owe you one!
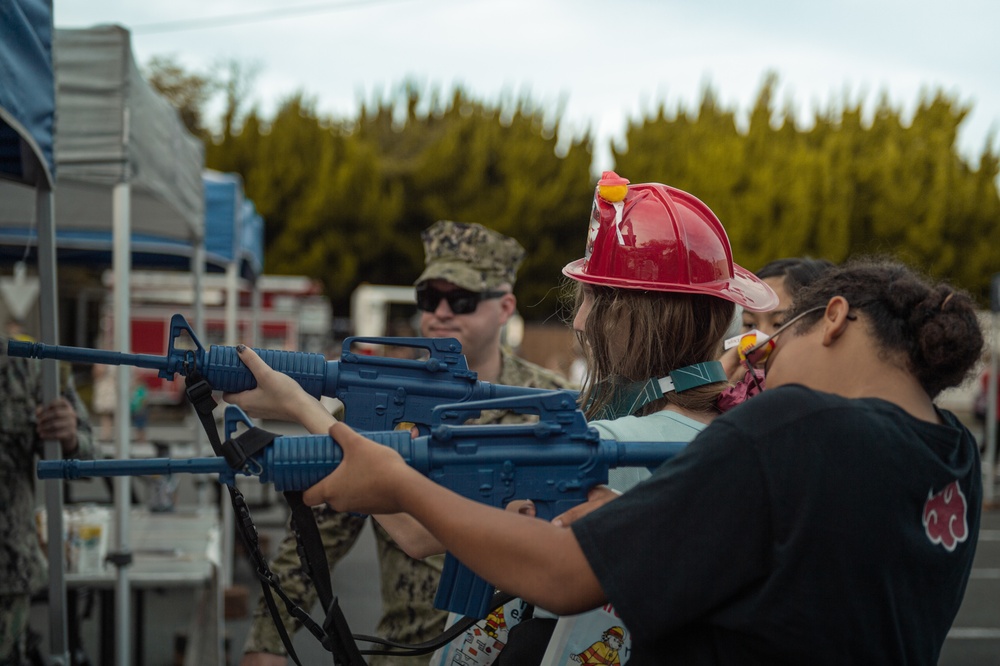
[0,0,55,185]
[0,26,205,243]
[0,171,264,280]
[204,170,264,282]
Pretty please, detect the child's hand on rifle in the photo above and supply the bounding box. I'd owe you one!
[223,345,338,434]
[304,421,415,514]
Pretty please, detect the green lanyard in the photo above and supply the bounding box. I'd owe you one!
[589,361,727,420]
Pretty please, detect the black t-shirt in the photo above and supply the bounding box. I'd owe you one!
[572,385,981,665]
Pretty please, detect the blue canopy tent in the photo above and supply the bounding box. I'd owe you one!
[0,23,209,665]
[0,1,66,662]
[205,170,264,285]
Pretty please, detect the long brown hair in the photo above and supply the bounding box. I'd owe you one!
[573,282,736,419]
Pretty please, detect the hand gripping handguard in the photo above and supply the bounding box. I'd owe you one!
[6,313,564,433]
[37,391,686,619]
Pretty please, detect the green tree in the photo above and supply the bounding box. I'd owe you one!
[149,57,1000,310]
[143,55,220,139]
[613,74,1000,301]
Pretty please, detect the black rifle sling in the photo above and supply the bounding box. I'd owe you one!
[354,591,516,657]
[183,371,364,665]
[182,371,512,661]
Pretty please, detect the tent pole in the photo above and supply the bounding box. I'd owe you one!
[222,260,239,588]
[192,240,210,509]
[37,185,70,666]
[112,180,132,666]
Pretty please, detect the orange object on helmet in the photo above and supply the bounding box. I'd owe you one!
[562,172,778,312]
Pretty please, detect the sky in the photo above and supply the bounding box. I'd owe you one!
[53,0,1000,174]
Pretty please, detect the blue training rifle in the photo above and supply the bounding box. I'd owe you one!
[37,391,686,619]
[6,313,564,433]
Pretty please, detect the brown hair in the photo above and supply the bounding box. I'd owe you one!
[789,258,983,398]
[572,283,736,419]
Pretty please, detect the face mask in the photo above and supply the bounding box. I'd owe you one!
[588,361,727,420]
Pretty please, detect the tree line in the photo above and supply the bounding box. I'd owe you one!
[147,60,1000,321]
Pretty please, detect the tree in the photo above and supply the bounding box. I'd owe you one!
[613,74,1000,302]
[143,55,220,139]
[146,57,1000,311]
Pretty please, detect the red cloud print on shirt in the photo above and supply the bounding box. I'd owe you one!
[922,481,969,552]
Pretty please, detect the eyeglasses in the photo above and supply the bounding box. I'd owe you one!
[738,304,863,368]
[738,305,827,366]
[415,284,508,315]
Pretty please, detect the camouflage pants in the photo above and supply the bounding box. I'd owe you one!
[369,522,447,666]
[0,594,29,664]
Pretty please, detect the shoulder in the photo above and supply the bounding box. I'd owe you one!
[717,384,849,432]
[499,348,576,391]
[0,355,41,399]
[591,410,707,443]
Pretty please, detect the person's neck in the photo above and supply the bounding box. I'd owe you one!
[838,369,940,423]
[661,404,717,425]
[807,358,940,424]
[469,348,504,384]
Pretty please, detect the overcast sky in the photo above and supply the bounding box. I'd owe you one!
[54,0,1000,174]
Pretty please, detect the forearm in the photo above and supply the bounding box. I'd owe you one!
[225,346,336,432]
[372,513,446,559]
[306,423,606,614]
[292,399,338,435]
[384,472,603,614]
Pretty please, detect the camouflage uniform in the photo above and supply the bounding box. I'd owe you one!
[243,220,576,664]
[0,354,93,663]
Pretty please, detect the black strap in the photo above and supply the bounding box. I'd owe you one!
[229,484,312,666]
[285,491,335,612]
[182,370,509,663]
[185,371,224,457]
[222,425,279,470]
[184,371,364,665]
[355,591,516,657]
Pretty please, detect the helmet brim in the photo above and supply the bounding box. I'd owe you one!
[562,259,779,313]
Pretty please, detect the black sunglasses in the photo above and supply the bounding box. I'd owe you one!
[415,284,507,315]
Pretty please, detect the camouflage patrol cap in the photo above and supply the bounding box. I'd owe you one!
[415,220,526,291]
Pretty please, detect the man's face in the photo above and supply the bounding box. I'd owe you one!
[418,279,515,364]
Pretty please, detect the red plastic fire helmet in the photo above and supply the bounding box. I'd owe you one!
[562,173,778,312]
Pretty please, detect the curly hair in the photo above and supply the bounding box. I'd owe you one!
[787,258,983,398]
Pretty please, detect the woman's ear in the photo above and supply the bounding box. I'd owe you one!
[821,296,853,347]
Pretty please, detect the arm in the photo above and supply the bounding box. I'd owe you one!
[303,422,606,615]
[223,346,336,434]
[372,513,446,559]
[372,487,623,558]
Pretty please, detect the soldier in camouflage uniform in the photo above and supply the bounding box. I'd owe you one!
[240,221,575,666]
[0,336,93,664]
